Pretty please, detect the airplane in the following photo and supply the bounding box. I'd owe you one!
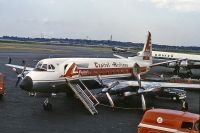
[151,51,200,76]
[112,46,129,53]
[5,31,186,112]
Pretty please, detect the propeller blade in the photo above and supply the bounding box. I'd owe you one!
[21,65,26,78]
[132,63,142,88]
[22,65,26,73]
[96,75,105,87]
[15,77,22,87]
[106,92,115,107]
[133,63,140,75]
[141,94,146,111]
[107,81,119,89]
[136,74,142,88]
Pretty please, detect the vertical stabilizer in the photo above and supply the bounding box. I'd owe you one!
[141,31,152,60]
[136,31,152,63]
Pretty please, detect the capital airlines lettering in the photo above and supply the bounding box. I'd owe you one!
[94,62,128,68]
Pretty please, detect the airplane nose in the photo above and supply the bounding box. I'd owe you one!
[20,76,33,91]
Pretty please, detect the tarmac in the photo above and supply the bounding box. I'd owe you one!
[0,44,199,133]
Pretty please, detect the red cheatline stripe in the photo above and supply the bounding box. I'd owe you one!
[65,67,147,77]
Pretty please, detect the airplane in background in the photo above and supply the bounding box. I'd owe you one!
[152,51,200,76]
[112,46,129,53]
[5,31,188,113]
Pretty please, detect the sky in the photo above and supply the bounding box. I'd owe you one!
[0,0,200,46]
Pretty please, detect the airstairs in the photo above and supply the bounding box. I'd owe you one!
[66,79,99,115]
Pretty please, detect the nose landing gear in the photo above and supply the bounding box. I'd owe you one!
[43,98,52,111]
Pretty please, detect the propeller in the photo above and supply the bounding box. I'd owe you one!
[96,75,119,107]
[133,63,147,111]
[13,65,26,87]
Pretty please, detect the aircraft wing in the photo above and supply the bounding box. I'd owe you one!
[118,80,200,90]
[154,82,200,90]
[5,64,34,71]
[150,59,186,67]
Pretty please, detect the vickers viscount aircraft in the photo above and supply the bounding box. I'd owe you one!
[5,31,188,113]
[151,51,200,76]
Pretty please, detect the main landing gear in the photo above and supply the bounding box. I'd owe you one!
[43,98,52,111]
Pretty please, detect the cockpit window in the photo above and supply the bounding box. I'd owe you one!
[41,64,47,70]
[36,62,43,68]
[34,62,47,71]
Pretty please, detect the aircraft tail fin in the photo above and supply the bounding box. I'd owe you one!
[137,31,152,62]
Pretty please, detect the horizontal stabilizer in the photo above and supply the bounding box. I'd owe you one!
[113,54,127,59]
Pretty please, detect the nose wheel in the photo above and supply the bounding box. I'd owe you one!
[43,98,52,111]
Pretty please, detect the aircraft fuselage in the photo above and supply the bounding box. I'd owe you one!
[19,57,151,93]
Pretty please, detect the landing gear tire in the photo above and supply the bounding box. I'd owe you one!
[43,103,52,111]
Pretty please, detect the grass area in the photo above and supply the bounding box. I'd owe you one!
[0,42,65,53]
[0,41,115,53]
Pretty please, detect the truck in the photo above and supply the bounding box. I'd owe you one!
[138,108,200,133]
[0,73,5,98]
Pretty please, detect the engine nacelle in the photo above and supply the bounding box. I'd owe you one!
[168,62,177,67]
[123,92,136,97]
[180,60,189,67]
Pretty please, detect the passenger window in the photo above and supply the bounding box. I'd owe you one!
[50,64,55,70]
[181,122,193,130]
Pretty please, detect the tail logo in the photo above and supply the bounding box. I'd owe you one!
[143,31,151,60]
[64,63,78,77]
[144,31,151,52]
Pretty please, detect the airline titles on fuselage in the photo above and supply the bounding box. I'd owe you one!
[94,62,128,68]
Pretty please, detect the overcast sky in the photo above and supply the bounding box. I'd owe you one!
[0,0,200,46]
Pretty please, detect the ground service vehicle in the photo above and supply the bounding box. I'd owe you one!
[138,108,200,133]
[0,73,5,98]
